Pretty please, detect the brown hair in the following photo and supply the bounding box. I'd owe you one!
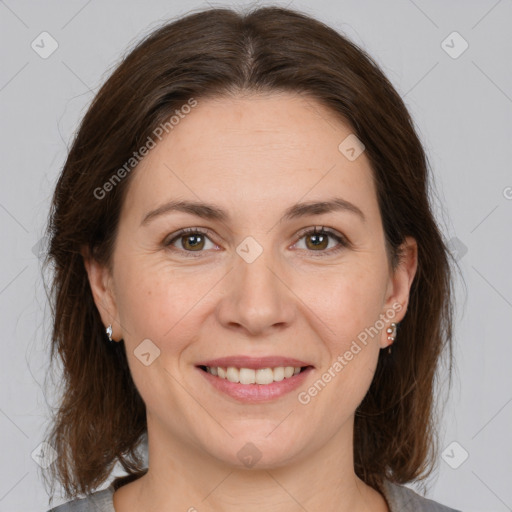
[41,4,457,505]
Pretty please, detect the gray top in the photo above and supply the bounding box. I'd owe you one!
[47,479,462,511]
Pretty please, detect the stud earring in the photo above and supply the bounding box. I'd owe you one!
[106,324,113,342]
[386,322,397,355]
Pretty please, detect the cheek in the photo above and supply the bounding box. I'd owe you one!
[299,270,385,419]
[115,257,219,351]
[301,262,387,348]
[113,263,206,404]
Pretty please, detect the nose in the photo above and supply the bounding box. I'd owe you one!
[215,244,296,337]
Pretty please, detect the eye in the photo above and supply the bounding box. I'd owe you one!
[165,227,218,256]
[293,226,349,256]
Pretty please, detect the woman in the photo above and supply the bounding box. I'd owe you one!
[42,5,461,511]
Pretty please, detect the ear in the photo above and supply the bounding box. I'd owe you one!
[380,236,418,348]
[81,246,121,342]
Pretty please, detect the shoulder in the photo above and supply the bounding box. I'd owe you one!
[381,480,463,512]
[46,485,115,512]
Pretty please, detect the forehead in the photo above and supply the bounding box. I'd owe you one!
[121,91,379,226]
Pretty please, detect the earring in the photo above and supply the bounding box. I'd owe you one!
[386,322,397,355]
[106,324,113,343]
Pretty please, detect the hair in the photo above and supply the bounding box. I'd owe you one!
[41,4,458,505]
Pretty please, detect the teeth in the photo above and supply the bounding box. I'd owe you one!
[240,367,256,384]
[205,366,304,384]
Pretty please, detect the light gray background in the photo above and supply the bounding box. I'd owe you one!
[1,0,511,511]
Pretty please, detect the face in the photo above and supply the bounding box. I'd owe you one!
[85,91,417,471]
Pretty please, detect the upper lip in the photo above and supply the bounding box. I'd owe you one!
[196,356,314,370]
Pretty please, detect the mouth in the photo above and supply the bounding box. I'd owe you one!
[197,364,312,385]
[195,359,314,402]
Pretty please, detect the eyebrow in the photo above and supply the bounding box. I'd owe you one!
[140,197,366,226]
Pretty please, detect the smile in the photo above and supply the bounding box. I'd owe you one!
[197,364,314,402]
[199,365,309,385]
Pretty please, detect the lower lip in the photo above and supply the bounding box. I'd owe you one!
[197,366,314,403]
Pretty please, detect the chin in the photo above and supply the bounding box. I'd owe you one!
[203,430,306,470]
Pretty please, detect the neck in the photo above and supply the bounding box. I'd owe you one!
[117,415,388,512]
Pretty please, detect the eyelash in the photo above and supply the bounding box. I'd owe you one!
[164,226,349,258]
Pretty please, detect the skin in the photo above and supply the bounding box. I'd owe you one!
[84,91,417,512]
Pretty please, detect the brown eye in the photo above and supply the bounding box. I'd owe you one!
[180,233,205,251]
[305,231,329,250]
[295,227,348,256]
[165,228,217,255]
